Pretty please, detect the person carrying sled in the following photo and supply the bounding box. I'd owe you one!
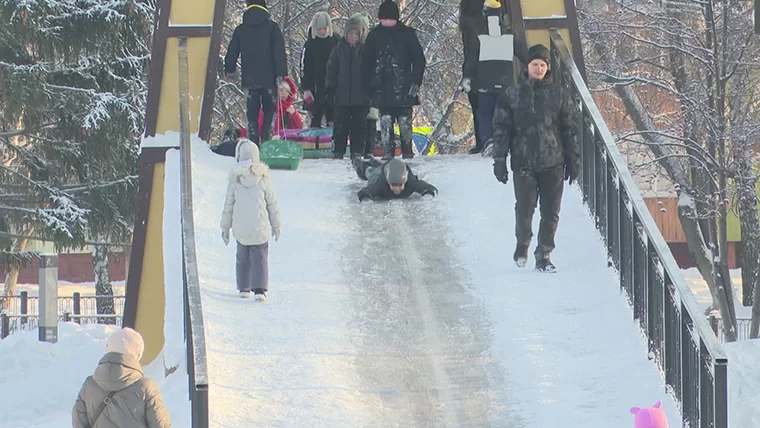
[325,13,370,160]
[259,76,303,139]
[355,157,438,201]
[72,327,171,428]
[224,0,287,146]
[459,0,526,155]
[220,139,282,300]
[491,44,579,273]
[301,11,340,128]
[361,0,426,160]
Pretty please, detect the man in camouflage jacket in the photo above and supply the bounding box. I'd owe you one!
[491,44,580,272]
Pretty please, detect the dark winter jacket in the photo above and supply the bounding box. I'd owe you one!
[357,162,437,201]
[361,23,426,107]
[224,5,287,90]
[459,3,527,92]
[325,40,368,107]
[492,71,580,172]
[301,34,340,98]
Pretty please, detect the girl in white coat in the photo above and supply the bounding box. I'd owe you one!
[221,139,282,300]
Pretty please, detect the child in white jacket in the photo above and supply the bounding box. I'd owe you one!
[221,139,282,300]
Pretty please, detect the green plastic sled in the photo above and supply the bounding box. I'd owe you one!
[259,140,304,170]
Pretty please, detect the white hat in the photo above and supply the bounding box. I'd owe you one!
[106,327,145,361]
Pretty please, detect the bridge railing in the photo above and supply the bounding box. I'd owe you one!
[548,30,728,427]
[178,36,209,428]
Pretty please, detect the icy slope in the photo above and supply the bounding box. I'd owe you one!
[191,144,680,427]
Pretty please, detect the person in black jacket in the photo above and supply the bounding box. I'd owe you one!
[356,158,438,201]
[301,12,340,128]
[459,0,527,154]
[361,0,426,160]
[491,44,580,273]
[224,0,287,145]
[325,14,370,160]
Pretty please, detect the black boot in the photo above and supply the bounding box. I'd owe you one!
[535,258,557,273]
[513,245,528,268]
[352,155,367,180]
[469,145,484,154]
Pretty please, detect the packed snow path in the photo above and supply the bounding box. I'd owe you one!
[191,144,680,427]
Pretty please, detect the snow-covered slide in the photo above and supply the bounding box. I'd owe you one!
[191,140,679,427]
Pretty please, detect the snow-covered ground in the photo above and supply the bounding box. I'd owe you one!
[4,141,758,427]
[0,322,190,427]
[190,142,682,427]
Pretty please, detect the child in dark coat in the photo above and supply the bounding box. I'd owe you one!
[301,12,340,128]
[325,13,370,160]
[361,0,426,160]
[224,0,287,145]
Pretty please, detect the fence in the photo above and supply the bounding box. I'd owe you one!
[549,30,728,427]
[0,293,125,339]
[178,36,209,428]
[710,315,753,343]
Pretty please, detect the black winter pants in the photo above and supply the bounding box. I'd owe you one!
[334,106,370,156]
[236,241,269,292]
[365,119,377,156]
[513,166,565,260]
[246,88,274,145]
[309,96,335,128]
[379,107,413,158]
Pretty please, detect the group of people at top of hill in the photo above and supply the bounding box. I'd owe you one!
[220,0,580,277]
[223,0,426,165]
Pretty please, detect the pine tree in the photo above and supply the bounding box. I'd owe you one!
[0,0,154,321]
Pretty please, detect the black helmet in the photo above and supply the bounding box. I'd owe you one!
[385,158,408,185]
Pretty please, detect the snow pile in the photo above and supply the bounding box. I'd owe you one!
[725,339,760,427]
[162,148,186,369]
[0,323,190,427]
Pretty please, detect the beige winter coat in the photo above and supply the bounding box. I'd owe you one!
[220,162,282,246]
[72,352,171,428]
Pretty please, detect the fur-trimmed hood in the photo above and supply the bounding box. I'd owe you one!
[231,139,270,185]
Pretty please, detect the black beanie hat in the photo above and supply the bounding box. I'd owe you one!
[246,0,266,7]
[526,44,550,66]
[378,0,400,20]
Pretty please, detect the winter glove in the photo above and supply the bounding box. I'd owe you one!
[324,87,335,106]
[408,83,420,98]
[221,229,230,246]
[459,77,472,93]
[421,187,438,198]
[303,90,314,104]
[564,156,579,185]
[272,228,281,242]
[493,158,509,184]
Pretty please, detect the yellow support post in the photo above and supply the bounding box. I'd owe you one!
[122,0,226,367]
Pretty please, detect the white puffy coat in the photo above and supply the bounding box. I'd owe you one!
[220,144,282,246]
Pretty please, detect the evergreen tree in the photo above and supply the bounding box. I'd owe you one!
[0,0,154,321]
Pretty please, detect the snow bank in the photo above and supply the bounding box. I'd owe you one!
[0,323,189,427]
[724,339,760,427]
[162,148,186,370]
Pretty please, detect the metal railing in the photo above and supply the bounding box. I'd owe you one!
[549,30,728,427]
[178,36,209,428]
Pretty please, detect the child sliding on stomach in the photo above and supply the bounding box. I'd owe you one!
[221,139,282,300]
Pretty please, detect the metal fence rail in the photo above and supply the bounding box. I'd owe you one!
[178,36,209,428]
[548,30,728,428]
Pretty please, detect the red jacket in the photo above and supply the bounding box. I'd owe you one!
[258,76,303,138]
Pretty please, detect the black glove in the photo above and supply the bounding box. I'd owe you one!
[564,157,579,185]
[358,190,373,202]
[408,83,420,98]
[324,87,335,106]
[493,158,508,184]
[421,187,438,197]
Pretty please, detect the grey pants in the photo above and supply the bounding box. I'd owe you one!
[236,241,269,292]
[513,166,565,260]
